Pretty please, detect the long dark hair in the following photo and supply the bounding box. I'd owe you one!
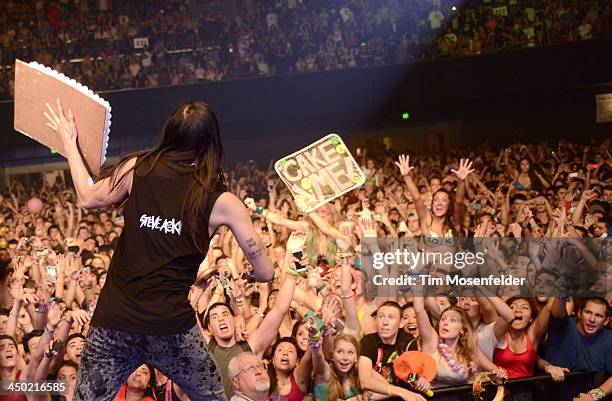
[268,337,300,394]
[431,189,458,236]
[99,101,225,252]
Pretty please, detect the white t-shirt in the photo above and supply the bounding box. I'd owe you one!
[428,10,445,29]
[477,322,500,361]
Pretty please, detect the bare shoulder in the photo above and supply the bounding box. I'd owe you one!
[209,192,249,229]
[211,192,244,214]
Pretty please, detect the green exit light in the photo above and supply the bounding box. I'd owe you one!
[402,112,410,120]
[50,149,58,154]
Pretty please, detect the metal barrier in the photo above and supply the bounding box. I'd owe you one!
[430,371,597,400]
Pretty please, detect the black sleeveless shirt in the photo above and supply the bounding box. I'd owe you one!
[91,157,226,335]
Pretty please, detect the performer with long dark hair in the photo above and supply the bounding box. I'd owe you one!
[44,100,275,401]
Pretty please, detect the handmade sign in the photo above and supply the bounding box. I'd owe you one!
[275,134,365,213]
[14,60,111,176]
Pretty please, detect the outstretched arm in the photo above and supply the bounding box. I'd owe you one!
[248,254,298,354]
[450,159,475,231]
[413,296,437,354]
[44,99,135,209]
[210,193,275,282]
[395,155,430,230]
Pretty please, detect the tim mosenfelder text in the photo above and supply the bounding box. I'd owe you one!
[369,249,526,287]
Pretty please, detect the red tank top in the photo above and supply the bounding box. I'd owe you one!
[493,333,537,379]
[269,373,306,401]
[2,371,27,401]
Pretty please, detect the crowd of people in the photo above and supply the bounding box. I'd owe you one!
[1,0,611,100]
[0,136,610,401]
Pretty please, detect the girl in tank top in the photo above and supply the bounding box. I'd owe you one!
[493,297,562,379]
[413,298,508,387]
[268,338,312,401]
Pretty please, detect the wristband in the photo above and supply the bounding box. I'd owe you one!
[304,311,326,332]
[255,207,264,215]
[308,336,321,349]
[337,256,351,265]
[588,388,605,401]
[286,268,301,277]
[317,284,326,292]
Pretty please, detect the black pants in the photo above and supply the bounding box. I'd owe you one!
[74,325,226,401]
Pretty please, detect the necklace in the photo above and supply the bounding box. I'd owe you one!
[438,338,477,377]
[278,375,290,388]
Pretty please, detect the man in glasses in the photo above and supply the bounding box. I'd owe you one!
[228,352,270,401]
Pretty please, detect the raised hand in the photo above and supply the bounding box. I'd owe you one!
[66,309,91,327]
[47,301,67,328]
[394,155,415,176]
[320,295,341,320]
[581,189,598,202]
[44,99,78,149]
[358,217,377,237]
[234,314,247,342]
[243,197,256,211]
[450,158,475,181]
[231,279,245,307]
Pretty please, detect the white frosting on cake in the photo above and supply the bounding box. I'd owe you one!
[27,61,112,167]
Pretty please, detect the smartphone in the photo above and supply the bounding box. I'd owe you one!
[292,250,305,272]
[334,318,345,332]
[244,270,256,284]
[68,245,80,253]
[45,340,63,358]
[373,214,382,222]
[569,172,578,178]
[46,265,57,283]
[474,203,482,210]
[589,164,599,169]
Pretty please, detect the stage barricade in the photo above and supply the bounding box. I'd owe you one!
[430,371,597,401]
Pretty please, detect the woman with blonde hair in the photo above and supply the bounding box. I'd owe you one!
[245,202,344,268]
[413,297,507,387]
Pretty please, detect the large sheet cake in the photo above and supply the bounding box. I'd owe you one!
[14,60,111,176]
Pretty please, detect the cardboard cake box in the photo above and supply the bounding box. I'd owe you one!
[13,60,111,176]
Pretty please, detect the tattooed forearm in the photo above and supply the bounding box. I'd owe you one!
[246,238,257,248]
[247,248,264,260]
